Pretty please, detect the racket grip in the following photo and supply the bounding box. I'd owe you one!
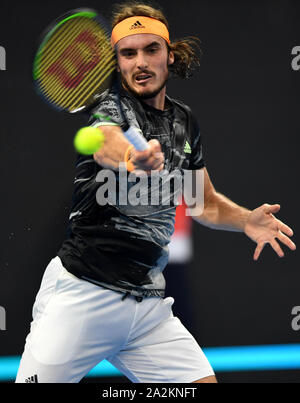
[123,126,148,152]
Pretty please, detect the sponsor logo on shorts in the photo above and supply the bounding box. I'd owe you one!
[25,374,38,383]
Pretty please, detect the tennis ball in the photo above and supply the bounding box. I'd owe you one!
[74,126,105,155]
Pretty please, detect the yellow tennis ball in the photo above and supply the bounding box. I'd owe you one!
[74,126,105,155]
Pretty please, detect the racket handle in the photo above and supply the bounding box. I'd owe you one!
[123,126,148,152]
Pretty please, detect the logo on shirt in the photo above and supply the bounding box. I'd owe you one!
[130,21,146,30]
[184,141,192,154]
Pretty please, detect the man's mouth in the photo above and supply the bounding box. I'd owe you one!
[134,73,153,84]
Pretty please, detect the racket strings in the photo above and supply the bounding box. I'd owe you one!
[41,32,104,98]
[55,52,116,109]
[35,15,116,112]
[36,19,82,73]
[40,21,109,89]
[66,54,116,110]
[40,21,101,77]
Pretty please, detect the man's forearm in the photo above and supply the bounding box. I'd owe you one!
[93,125,132,170]
[194,191,251,232]
[93,126,164,174]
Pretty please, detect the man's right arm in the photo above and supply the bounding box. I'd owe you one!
[93,125,164,173]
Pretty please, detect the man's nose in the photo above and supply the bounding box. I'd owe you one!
[136,51,148,69]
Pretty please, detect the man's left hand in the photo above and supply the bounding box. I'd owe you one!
[244,204,296,260]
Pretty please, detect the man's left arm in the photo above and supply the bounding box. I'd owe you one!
[186,167,296,260]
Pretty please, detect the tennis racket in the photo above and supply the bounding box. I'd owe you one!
[32,8,148,152]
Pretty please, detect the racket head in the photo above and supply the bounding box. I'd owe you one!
[33,8,117,113]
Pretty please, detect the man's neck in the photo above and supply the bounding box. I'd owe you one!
[141,87,167,111]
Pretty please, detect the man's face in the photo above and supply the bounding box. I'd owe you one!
[116,34,174,100]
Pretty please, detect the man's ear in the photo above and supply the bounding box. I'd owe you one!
[168,50,175,66]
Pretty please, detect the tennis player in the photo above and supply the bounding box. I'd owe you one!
[16,2,296,383]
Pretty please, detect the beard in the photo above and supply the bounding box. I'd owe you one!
[121,72,169,101]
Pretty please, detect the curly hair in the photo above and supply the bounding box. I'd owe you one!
[111,1,202,79]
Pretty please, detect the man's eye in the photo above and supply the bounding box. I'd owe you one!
[148,48,158,53]
[122,51,135,58]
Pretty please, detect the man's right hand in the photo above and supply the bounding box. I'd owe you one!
[130,139,165,174]
[93,126,164,174]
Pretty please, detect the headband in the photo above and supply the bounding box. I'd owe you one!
[111,16,170,47]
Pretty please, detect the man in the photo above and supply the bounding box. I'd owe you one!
[16,2,296,383]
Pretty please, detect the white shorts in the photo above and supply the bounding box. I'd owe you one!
[16,257,214,383]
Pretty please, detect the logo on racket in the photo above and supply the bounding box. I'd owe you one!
[46,30,100,89]
[0,45,6,71]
